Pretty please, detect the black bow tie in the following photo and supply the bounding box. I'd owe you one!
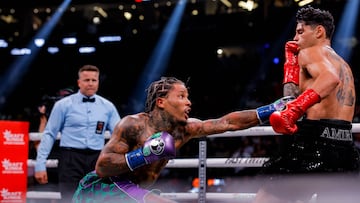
[83,97,95,103]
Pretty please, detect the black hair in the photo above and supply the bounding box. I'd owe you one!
[296,5,335,39]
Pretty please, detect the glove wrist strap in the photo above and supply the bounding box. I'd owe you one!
[256,104,275,124]
[125,148,147,171]
[295,89,321,111]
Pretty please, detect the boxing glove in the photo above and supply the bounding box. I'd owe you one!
[270,89,321,134]
[283,41,300,85]
[256,96,295,124]
[125,131,176,171]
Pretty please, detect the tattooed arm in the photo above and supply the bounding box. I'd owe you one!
[284,83,300,97]
[95,114,146,177]
[185,110,260,139]
[297,46,355,121]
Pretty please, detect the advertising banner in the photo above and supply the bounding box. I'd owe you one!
[0,121,29,202]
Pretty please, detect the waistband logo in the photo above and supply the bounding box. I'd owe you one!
[320,127,352,141]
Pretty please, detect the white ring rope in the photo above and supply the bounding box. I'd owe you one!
[27,157,269,168]
[209,123,360,138]
[28,123,360,141]
[26,191,62,200]
[160,192,256,201]
[25,191,257,201]
[28,159,59,168]
[26,191,319,201]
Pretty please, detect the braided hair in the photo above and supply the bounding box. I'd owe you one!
[144,77,185,113]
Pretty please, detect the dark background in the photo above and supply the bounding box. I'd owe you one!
[0,0,359,121]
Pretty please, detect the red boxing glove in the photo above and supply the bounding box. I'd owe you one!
[283,41,300,85]
[270,89,321,134]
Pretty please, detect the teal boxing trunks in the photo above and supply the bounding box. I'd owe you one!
[72,170,156,203]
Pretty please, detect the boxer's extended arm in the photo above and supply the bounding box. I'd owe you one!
[125,132,175,171]
[270,89,321,134]
[283,41,300,97]
[185,96,294,139]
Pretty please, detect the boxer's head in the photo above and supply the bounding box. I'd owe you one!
[145,77,190,113]
[296,6,334,40]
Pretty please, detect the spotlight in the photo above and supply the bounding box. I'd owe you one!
[34,38,45,47]
[0,39,8,48]
[62,37,77,45]
[294,0,314,7]
[79,47,96,54]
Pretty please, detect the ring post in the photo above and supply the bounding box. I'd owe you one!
[198,137,207,203]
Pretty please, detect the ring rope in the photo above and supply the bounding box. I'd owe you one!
[27,157,269,168]
[26,191,61,199]
[160,192,256,201]
[26,191,319,201]
[26,191,257,201]
[28,123,360,141]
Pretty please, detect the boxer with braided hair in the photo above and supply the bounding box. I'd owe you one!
[253,6,360,203]
[73,76,292,203]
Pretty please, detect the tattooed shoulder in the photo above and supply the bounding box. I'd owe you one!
[118,114,146,147]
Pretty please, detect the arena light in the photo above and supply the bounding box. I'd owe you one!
[220,0,232,7]
[10,48,31,56]
[62,37,77,45]
[92,16,101,24]
[98,35,122,43]
[191,9,199,16]
[217,48,224,57]
[238,0,258,11]
[294,0,313,7]
[34,38,45,47]
[0,39,8,48]
[273,57,280,65]
[47,47,59,54]
[93,6,107,18]
[78,46,96,53]
[124,12,132,20]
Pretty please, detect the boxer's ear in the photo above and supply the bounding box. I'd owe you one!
[315,25,325,39]
[156,97,165,109]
